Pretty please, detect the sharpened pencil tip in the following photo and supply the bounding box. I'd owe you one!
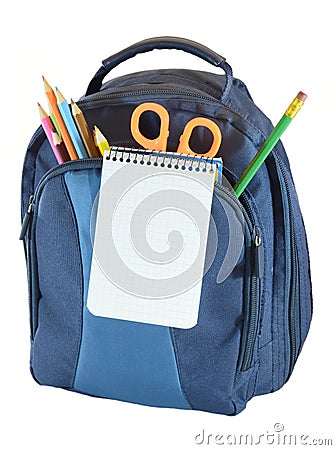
[55,87,67,103]
[71,100,81,115]
[42,76,52,92]
[37,102,48,119]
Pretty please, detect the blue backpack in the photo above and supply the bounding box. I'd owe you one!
[20,37,312,415]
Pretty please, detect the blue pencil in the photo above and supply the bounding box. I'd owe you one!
[55,87,88,159]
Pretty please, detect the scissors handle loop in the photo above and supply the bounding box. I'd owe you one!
[130,102,169,152]
[177,118,222,158]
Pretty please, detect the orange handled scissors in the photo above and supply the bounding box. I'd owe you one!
[130,102,222,158]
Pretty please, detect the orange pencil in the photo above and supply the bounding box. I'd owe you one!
[42,76,78,160]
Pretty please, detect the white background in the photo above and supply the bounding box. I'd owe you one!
[1,1,335,448]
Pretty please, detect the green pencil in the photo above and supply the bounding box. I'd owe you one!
[48,106,62,137]
[234,91,307,198]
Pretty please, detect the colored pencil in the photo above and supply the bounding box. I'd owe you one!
[93,126,110,155]
[42,76,78,160]
[51,131,70,163]
[56,88,88,159]
[71,100,100,158]
[48,106,61,137]
[234,92,307,197]
[38,103,69,164]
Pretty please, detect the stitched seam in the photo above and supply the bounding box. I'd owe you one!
[169,328,193,409]
[61,175,85,388]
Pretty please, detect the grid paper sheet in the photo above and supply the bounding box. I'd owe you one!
[87,151,217,329]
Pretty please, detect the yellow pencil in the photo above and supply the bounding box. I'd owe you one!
[93,126,110,156]
[71,100,100,158]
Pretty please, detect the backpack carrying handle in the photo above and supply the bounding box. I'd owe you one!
[85,36,233,102]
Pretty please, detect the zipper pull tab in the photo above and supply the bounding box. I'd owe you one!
[20,195,34,240]
[253,226,264,278]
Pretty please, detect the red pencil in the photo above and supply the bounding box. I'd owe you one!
[51,131,70,163]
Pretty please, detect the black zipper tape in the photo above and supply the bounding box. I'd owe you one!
[274,152,300,378]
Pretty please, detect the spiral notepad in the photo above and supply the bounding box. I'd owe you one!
[87,148,220,329]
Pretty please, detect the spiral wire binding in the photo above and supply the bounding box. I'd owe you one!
[106,146,216,173]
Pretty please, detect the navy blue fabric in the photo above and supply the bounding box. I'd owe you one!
[275,157,312,359]
[64,170,190,409]
[275,159,292,384]
[31,175,83,387]
[171,192,253,415]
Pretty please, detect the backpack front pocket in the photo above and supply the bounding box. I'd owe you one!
[21,160,265,413]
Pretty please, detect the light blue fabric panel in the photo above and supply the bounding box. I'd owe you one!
[64,170,190,409]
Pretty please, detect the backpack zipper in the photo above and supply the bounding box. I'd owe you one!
[273,152,300,378]
[212,180,263,371]
[20,196,35,337]
[77,88,247,126]
[77,88,264,140]
[78,88,222,108]
[20,195,34,240]
[20,159,102,337]
[240,225,263,371]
